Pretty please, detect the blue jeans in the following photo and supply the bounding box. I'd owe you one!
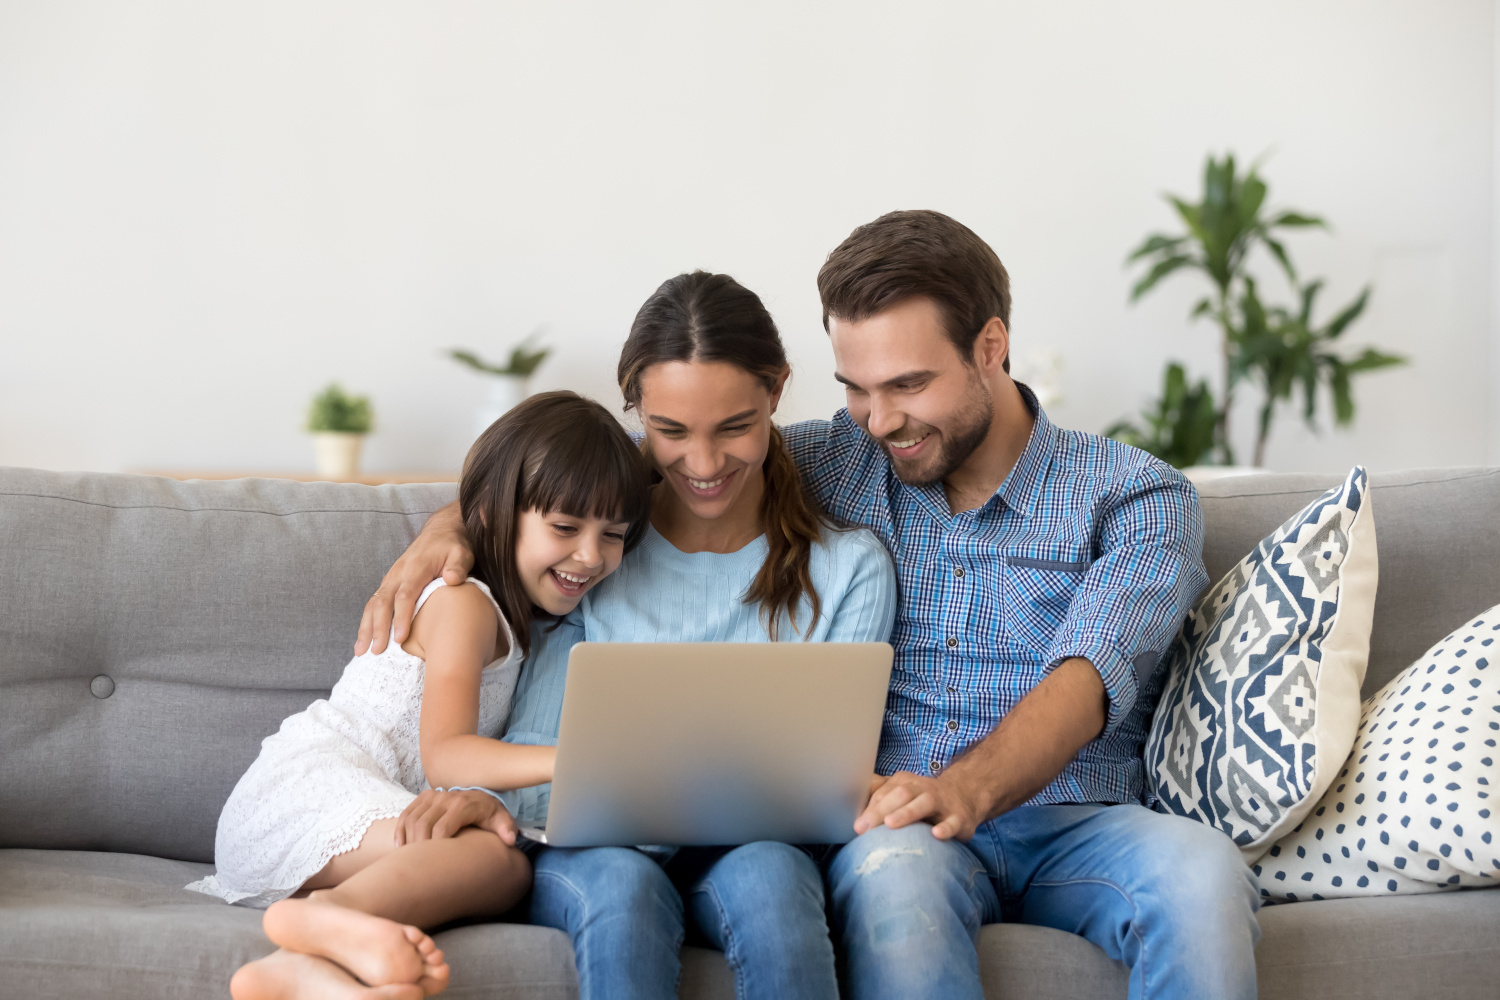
[826,804,1261,1000]
[526,841,838,1000]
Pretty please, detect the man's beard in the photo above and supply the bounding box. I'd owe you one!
[883,375,994,488]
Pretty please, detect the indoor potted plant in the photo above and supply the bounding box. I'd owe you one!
[1110,153,1403,472]
[450,335,551,436]
[306,383,374,479]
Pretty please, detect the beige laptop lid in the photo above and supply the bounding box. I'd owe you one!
[537,641,893,847]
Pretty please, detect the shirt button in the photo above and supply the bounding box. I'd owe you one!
[954,567,965,578]
[930,760,942,773]
[947,720,959,731]
[947,685,957,693]
[946,636,958,648]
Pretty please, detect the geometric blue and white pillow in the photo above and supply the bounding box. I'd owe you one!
[1254,605,1500,901]
[1145,466,1378,860]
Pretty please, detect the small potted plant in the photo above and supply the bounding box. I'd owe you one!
[306,383,374,479]
[450,334,551,436]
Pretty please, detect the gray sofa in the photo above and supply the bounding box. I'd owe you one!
[2,465,1497,999]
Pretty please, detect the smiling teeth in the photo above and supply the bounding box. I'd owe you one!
[688,477,726,490]
[889,435,928,450]
[555,571,588,584]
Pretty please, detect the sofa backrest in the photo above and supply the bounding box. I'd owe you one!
[0,469,454,862]
[2,466,1496,862]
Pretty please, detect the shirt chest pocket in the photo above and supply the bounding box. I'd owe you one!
[1002,555,1091,651]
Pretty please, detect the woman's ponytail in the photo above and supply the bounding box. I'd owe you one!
[745,425,827,640]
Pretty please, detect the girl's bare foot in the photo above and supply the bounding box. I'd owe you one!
[405,924,451,996]
[262,896,446,990]
[230,949,424,1000]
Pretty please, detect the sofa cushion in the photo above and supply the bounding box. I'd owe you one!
[0,848,692,1000]
[1255,604,1500,901]
[4,848,1497,1000]
[1146,468,1377,858]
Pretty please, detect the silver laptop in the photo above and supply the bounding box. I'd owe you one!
[519,641,893,847]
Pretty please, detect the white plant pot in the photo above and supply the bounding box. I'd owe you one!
[475,376,531,437]
[312,432,366,479]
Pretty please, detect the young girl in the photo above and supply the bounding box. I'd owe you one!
[188,391,651,1000]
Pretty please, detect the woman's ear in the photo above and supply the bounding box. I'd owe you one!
[768,366,791,415]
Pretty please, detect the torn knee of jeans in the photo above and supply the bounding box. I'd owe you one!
[852,846,925,877]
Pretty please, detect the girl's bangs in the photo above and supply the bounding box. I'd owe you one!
[521,431,648,527]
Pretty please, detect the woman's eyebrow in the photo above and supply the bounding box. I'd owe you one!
[646,409,759,428]
[716,409,758,426]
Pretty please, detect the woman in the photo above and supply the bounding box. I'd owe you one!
[370,271,896,1000]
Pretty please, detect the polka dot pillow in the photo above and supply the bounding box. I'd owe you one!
[1145,466,1378,860]
[1254,604,1500,902]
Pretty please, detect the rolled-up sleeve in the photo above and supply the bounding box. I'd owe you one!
[1043,463,1208,737]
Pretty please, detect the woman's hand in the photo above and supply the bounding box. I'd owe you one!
[356,501,474,655]
[394,789,519,846]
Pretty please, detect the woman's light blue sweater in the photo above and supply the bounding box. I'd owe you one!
[500,523,897,825]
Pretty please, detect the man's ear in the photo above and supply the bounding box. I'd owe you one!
[972,318,1009,376]
[768,366,791,415]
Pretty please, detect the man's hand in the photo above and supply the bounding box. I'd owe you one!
[394,788,518,846]
[854,658,1110,843]
[356,501,473,655]
[854,770,988,841]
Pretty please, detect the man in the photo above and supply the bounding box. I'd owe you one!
[359,210,1259,1000]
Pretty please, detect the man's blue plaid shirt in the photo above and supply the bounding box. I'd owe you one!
[783,386,1208,807]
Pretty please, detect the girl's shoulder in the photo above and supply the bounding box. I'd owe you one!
[402,577,512,663]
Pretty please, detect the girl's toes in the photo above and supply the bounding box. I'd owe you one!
[417,961,450,996]
[406,927,440,959]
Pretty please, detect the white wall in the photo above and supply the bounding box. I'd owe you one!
[0,0,1492,475]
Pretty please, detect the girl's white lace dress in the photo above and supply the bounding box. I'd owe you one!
[185,578,521,907]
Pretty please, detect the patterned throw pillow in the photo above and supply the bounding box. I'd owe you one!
[1145,466,1377,859]
[1254,605,1500,902]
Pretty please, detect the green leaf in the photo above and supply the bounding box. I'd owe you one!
[1329,365,1354,424]
[1268,211,1326,229]
[1297,279,1323,326]
[1299,367,1319,424]
[1323,287,1371,339]
[1130,254,1194,300]
[1126,233,1188,262]
[1263,237,1297,284]
[1168,196,1207,243]
[1240,172,1268,225]
[1343,347,1405,372]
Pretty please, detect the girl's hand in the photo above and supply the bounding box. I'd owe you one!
[394,788,519,846]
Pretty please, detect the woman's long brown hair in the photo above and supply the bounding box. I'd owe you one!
[618,271,831,640]
[459,390,652,657]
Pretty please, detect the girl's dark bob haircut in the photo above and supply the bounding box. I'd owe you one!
[459,390,651,656]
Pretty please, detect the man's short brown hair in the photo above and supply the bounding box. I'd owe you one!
[817,209,1011,371]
